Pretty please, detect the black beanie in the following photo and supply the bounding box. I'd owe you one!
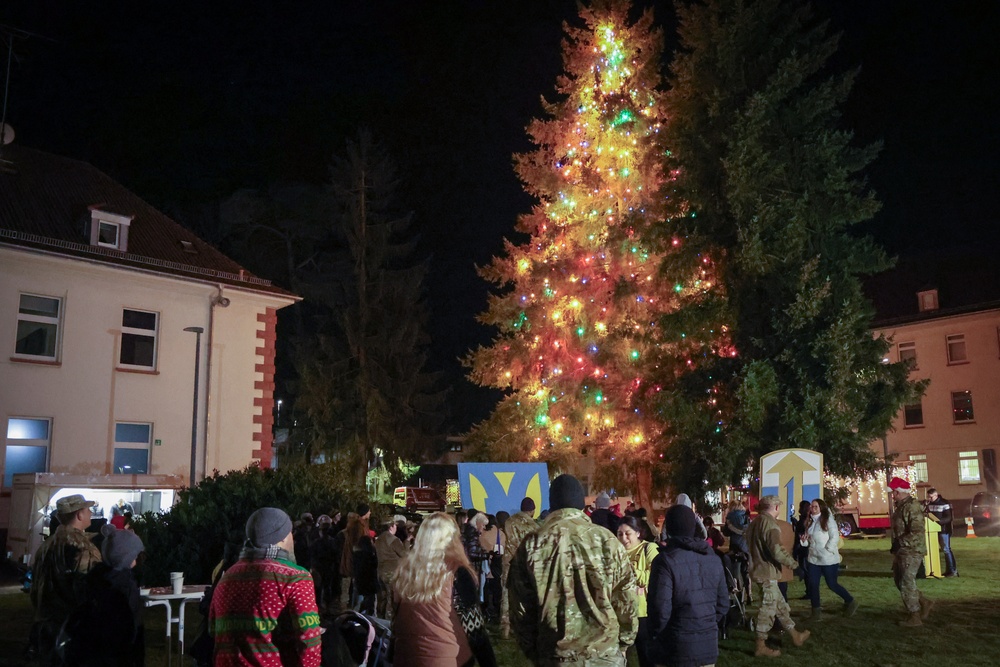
[665,504,697,538]
[356,503,370,516]
[549,474,585,511]
[520,497,536,513]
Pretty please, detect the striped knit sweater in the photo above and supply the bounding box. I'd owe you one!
[209,555,322,667]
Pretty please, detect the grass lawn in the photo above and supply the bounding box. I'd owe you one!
[2,536,997,666]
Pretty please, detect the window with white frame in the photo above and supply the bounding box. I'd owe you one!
[909,454,928,483]
[897,341,917,369]
[951,391,975,423]
[959,450,981,484]
[946,334,967,364]
[119,309,158,369]
[903,402,924,427]
[4,417,50,487]
[14,294,62,360]
[97,221,120,248]
[113,422,151,474]
[89,208,132,252]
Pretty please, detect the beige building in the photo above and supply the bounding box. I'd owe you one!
[0,144,297,554]
[872,253,1000,517]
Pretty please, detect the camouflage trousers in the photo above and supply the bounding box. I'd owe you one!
[892,551,923,613]
[754,579,795,640]
[535,653,626,667]
[500,561,510,637]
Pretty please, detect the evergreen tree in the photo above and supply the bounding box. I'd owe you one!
[296,130,445,485]
[466,0,711,503]
[653,0,923,488]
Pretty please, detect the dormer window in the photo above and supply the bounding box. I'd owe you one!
[88,207,133,252]
[917,289,938,312]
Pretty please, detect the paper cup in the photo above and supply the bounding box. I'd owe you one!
[170,571,184,595]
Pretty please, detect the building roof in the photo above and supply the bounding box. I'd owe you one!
[0,144,295,298]
[868,247,1000,327]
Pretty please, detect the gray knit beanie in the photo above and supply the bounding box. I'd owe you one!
[246,507,293,547]
[100,525,145,570]
[595,492,612,509]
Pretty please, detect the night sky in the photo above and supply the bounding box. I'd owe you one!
[3,1,998,430]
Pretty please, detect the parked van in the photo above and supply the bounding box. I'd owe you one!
[393,486,446,514]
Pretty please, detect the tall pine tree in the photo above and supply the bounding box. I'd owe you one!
[653,0,923,488]
[295,130,445,485]
[466,0,715,502]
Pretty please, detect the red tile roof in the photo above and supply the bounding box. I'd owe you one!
[0,144,296,299]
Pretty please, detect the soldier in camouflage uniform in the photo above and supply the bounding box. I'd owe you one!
[745,495,810,658]
[509,475,637,667]
[501,497,539,639]
[30,494,103,666]
[888,477,933,626]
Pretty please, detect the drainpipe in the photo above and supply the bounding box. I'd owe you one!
[203,286,230,480]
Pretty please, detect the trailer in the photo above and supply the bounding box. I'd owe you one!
[828,465,916,536]
[6,472,182,565]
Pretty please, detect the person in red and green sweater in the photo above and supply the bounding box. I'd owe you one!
[209,507,323,667]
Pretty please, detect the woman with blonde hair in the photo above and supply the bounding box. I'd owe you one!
[393,512,495,667]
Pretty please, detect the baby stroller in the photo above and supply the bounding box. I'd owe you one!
[324,611,393,667]
[719,551,752,639]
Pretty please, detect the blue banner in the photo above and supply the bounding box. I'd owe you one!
[457,463,549,518]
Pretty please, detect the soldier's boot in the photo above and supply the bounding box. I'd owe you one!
[754,638,781,658]
[919,595,934,619]
[788,628,811,647]
[899,612,923,627]
[810,607,823,621]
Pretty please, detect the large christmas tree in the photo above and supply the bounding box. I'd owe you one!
[653,0,923,488]
[466,0,716,500]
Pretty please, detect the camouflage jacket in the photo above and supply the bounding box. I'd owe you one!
[892,495,927,556]
[31,525,102,622]
[503,511,538,568]
[508,508,638,665]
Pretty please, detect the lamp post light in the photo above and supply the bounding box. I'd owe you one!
[183,326,204,488]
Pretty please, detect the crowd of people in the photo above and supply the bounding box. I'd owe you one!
[25,472,948,666]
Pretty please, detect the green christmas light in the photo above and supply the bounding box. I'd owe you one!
[630,350,640,360]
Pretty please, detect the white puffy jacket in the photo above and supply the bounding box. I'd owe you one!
[806,514,842,566]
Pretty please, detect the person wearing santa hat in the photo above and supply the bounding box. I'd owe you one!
[888,477,933,626]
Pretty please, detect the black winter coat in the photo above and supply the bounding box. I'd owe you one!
[646,537,728,667]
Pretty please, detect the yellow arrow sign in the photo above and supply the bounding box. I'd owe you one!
[525,473,542,519]
[469,474,489,512]
[494,472,515,496]
[769,452,813,510]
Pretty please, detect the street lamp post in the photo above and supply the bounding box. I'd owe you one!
[183,326,204,488]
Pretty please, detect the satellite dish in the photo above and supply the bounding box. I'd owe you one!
[0,123,13,145]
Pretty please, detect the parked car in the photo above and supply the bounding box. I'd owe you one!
[393,486,446,514]
[970,491,1000,536]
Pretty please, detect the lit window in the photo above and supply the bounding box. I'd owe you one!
[909,454,928,483]
[946,334,967,364]
[959,451,981,484]
[15,294,61,360]
[113,422,151,474]
[897,342,917,369]
[951,391,974,423]
[4,417,50,487]
[119,309,158,369]
[903,402,923,427]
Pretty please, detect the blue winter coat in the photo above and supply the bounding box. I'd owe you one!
[645,536,728,667]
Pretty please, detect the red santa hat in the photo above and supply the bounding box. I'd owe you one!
[888,477,911,491]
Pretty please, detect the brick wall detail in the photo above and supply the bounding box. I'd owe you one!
[252,308,278,467]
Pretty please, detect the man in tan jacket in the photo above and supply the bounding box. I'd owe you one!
[746,495,810,658]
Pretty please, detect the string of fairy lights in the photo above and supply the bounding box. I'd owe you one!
[472,7,733,464]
